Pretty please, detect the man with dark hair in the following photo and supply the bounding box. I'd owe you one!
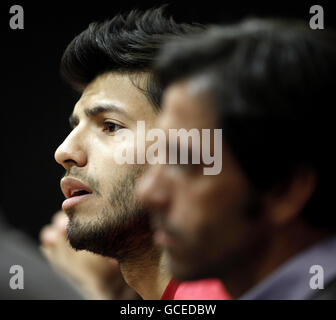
[40,8,229,300]
[138,19,336,299]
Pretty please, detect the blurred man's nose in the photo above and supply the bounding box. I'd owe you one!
[54,128,87,170]
[136,165,171,210]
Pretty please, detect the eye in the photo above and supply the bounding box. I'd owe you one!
[102,121,124,133]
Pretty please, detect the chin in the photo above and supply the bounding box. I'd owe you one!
[68,207,98,222]
[168,257,207,282]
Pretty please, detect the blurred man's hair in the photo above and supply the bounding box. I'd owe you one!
[155,18,336,228]
[60,6,204,110]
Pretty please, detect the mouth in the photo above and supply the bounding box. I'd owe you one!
[60,177,93,211]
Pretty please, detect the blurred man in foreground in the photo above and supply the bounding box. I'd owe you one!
[138,19,336,299]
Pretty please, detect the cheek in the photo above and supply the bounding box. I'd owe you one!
[87,149,127,193]
[169,184,214,238]
[170,175,248,238]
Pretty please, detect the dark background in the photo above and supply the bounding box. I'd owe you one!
[0,0,335,242]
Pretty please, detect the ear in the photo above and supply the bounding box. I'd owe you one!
[262,168,317,227]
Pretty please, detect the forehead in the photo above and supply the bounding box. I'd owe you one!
[159,80,217,130]
[73,72,155,120]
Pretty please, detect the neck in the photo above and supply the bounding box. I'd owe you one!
[222,219,331,299]
[119,248,171,300]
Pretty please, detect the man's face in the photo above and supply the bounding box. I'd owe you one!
[55,72,158,260]
[137,80,268,281]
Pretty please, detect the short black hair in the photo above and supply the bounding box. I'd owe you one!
[60,6,204,109]
[155,19,336,228]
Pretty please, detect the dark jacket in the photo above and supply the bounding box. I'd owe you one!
[311,277,336,300]
[0,211,83,300]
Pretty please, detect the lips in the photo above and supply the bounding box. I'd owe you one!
[60,177,93,210]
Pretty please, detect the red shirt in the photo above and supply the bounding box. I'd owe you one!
[161,278,230,300]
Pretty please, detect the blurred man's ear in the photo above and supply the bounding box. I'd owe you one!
[262,168,317,227]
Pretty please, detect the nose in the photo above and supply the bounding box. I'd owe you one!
[54,128,87,170]
[136,165,171,210]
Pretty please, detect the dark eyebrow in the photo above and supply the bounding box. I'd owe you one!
[84,105,131,119]
[69,105,131,129]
